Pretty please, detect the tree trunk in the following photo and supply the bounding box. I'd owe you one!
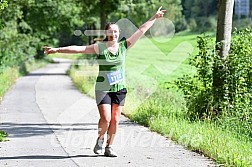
[100,0,107,29]
[213,0,234,112]
[216,0,234,59]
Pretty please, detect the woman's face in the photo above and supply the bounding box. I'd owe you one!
[106,24,120,42]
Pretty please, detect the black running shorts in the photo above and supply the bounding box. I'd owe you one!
[95,88,127,106]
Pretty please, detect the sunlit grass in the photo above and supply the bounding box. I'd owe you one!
[150,116,252,166]
[0,67,19,102]
[0,130,7,142]
[47,53,83,60]
[130,89,252,166]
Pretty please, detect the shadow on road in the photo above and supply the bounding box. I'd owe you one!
[0,154,103,160]
[0,122,97,138]
[0,121,137,139]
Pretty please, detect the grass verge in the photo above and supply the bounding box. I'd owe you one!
[130,89,252,166]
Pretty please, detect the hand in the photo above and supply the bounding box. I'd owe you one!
[43,46,58,55]
[155,6,166,19]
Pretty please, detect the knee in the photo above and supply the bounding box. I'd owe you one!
[100,116,111,125]
[110,117,120,125]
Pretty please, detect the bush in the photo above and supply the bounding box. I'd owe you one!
[176,34,215,120]
[176,28,252,138]
[188,18,197,31]
[174,15,188,32]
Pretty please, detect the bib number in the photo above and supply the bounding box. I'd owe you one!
[107,68,123,85]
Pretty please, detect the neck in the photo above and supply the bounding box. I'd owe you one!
[107,41,118,47]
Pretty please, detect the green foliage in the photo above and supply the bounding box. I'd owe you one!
[220,28,252,137]
[22,0,85,57]
[0,0,192,74]
[176,28,252,138]
[0,0,85,72]
[0,67,19,100]
[0,0,8,10]
[0,2,37,70]
[176,35,215,119]
[158,0,187,32]
[0,130,7,142]
[109,0,186,32]
[181,0,217,32]
[189,16,217,32]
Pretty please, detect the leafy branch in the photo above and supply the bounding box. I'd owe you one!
[0,0,8,10]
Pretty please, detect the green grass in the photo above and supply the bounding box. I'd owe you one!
[0,130,7,142]
[0,59,49,101]
[67,64,97,98]
[0,67,19,102]
[47,53,83,60]
[130,89,252,166]
[25,59,49,72]
[150,117,252,166]
[67,30,251,166]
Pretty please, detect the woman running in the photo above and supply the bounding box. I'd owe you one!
[44,6,166,157]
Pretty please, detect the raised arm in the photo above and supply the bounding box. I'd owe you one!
[127,6,166,48]
[43,44,98,55]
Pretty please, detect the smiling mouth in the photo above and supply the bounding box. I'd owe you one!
[108,36,117,41]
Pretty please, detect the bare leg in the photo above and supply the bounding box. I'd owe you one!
[97,104,111,140]
[106,103,122,146]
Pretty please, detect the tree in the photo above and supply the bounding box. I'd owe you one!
[100,0,119,29]
[181,0,218,31]
[182,0,218,19]
[213,0,234,111]
[216,0,234,59]
[0,0,85,67]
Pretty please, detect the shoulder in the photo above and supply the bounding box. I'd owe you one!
[95,42,107,56]
[119,37,128,49]
[93,43,99,54]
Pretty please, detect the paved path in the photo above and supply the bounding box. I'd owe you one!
[0,58,215,167]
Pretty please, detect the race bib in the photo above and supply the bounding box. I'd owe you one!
[107,68,123,85]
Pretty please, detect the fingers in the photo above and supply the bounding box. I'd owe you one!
[43,46,51,54]
[156,6,166,18]
[43,46,51,50]
[158,10,166,15]
[158,6,162,12]
[43,46,56,55]
[157,12,166,17]
[44,50,48,55]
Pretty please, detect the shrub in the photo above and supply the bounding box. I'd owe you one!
[176,28,252,138]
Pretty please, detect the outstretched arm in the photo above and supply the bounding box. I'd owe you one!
[43,44,98,55]
[127,6,166,48]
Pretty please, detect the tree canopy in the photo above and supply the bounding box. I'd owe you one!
[0,0,231,71]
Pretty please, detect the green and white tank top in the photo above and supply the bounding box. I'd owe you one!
[95,38,127,92]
